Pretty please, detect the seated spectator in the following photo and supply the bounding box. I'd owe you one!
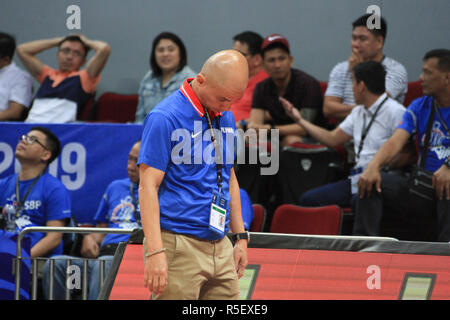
[135,32,196,123]
[283,61,405,210]
[230,31,268,125]
[17,34,110,123]
[42,140,141,300]
[356,49,450,241]
[248,34,323,147]
[323,14,407,121]
[0,127,71,257]
[0,32,33,121]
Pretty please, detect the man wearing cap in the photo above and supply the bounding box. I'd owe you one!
[248,34,323,146]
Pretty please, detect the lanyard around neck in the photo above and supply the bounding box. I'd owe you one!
[356,96,388,160]
[203,107,223,192]
[15,172,43,217]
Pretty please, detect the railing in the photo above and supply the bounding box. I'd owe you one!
[14,226,135,300]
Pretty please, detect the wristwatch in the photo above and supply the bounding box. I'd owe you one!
[445,157,450,168]
[232,231,250,243]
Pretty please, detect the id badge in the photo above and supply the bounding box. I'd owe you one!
[349,167,363,195]
[209,191,227,235]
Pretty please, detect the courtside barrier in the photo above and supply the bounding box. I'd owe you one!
[105,231,450,300]
[14,226,135,300]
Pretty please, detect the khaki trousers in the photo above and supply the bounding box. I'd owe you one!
[143,230,240,300]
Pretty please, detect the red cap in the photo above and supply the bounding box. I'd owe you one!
[261,34,290,52]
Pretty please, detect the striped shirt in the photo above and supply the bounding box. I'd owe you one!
[26,65,100,123]
[325,56,408,105]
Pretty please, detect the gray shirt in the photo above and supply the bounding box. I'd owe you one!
[325,57,408,105]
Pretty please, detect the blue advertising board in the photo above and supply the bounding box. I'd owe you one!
[0,122,142,224]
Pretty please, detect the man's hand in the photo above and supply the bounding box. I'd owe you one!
[73,34,89,45]
[433,165,450,200]
[144,252,168,295]
[279,97,301,123]
[348,48,363,71]
[233,240,248,279]
[357,165,382,198]
[80,234,99,258]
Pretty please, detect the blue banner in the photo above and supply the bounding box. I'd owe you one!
[0,231,30,300]
[0,122,142,224]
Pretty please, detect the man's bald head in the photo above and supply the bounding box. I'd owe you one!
[192,50,249,113]
[201,50,249,90]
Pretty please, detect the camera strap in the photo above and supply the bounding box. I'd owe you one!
[434,101,450,136]
[419,100,437,169]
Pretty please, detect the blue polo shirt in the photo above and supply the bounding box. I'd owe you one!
[0,173,71,256]
[398,95,450,172]
[138,79,237,240]
[93,178,140,246]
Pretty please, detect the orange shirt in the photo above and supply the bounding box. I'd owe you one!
[230,69,268,122]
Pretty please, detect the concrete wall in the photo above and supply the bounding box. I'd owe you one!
[2,0,448,95]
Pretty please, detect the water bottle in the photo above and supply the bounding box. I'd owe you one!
[4,204,17,233]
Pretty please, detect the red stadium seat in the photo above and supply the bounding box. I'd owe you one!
[403,81,423,107]
[96,92,138,123]
[76,94,96,121]
[270,204,343,235]
[250,204,267,232]
[319,81,328,96]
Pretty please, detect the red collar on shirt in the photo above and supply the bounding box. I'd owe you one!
[180,78,222,119]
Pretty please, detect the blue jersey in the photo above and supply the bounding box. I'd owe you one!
[93,178,140,246]
[0,173,71,256]
[398,96,450,172]
[138,79,237,240]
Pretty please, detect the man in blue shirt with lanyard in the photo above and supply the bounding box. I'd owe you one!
[0,127,71,257]
[138,50,249,299]
[42,140,141,299]
[357,49,450,241]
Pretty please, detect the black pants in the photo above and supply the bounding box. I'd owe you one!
[353,172,450,242]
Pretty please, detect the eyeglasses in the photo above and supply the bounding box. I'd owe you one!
[59,48,84,58]
[20,135,48,149]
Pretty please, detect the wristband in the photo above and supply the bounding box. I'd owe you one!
[145,247,166,258]
[232,231,250,243]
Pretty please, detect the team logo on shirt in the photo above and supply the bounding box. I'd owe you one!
[5,194,42,211]
[425,121,450,160]
[15,215,32,229]
[110,196,139,229]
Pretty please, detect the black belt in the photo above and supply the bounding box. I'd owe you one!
[162,229,223,243]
